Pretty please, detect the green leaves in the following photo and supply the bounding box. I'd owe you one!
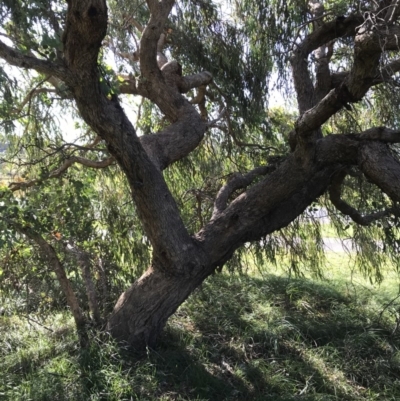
[98,64,121,99]
[40,32,61,60]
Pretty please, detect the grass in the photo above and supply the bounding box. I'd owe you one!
[2,253,400,400]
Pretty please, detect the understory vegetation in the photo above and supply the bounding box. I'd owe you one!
[2,253,400,401]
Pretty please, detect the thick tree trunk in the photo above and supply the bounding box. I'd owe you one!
[107,262,210,349]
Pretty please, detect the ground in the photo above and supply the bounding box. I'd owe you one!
[2,249,400,401]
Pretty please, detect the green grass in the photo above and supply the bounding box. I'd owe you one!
[2,255,400,400]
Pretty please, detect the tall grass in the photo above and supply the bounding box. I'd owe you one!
[1,253,400,400]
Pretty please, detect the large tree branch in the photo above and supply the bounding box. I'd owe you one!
[358,127,400,142]
[198,154,336,268]
[335,24,400,101]
[294,65,388,142]
[137,0,214,129]
[119,76,210,172]
[63,0,107,70]
[331,58,400,88]
[316,134,360,165]
[140,106,207,170]
[294,87,352,137]
[140,0,175,80]
[178,72,213,94]
[116,3,213,171]
[60,0,199,267]
[291,13,400,149]
[290,13,363,149]
[344,26,384,102]
[200,127,400,268]
[316,126,400,166]
[0,40,69,80]
[291,13,363,114]
[119,70,212,97]
[359,142,400,202]
[118,75,212,171]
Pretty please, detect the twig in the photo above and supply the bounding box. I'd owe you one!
[21,314,54,332]
[378,292,400,322]
[329,168,400,226]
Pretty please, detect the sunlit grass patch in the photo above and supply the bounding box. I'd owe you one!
[2,265,400,400]
[163,271,400,400]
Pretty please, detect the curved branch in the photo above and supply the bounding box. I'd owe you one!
[8,156,114,191]
[291,13,400,148]
[140,0,175,80]
[178,72,213,93]
[140,105,206,170]
[212,166,275,219]
[14,87,58,115]
[291,13,363,113]
[295,66,392,140]
[359,142,400,202]
[331,58,400,88]
[136,0,213,129]
[118,1,213,170]
[116,77,211,170]
[329,168,398,225]
[119,70,213,97]
[198,155,336,267]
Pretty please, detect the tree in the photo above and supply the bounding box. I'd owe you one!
[1,0,400,349]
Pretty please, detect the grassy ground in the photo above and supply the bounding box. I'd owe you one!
[2,253,400,401]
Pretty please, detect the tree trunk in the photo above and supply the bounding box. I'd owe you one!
[107,162,338,349]
[107,263,210,349]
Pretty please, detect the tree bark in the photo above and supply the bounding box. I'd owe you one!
[108,262,210,349]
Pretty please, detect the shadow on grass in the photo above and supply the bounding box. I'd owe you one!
[2,273,400,400]
[152,274,400,400]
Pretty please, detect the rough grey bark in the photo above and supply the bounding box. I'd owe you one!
[3,0,400,349]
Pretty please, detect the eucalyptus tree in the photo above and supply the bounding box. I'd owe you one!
[1,0,400,349]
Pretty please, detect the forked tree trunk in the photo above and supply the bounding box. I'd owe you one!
[106,162,339,348]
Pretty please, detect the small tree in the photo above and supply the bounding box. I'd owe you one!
[1,0,400,349]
